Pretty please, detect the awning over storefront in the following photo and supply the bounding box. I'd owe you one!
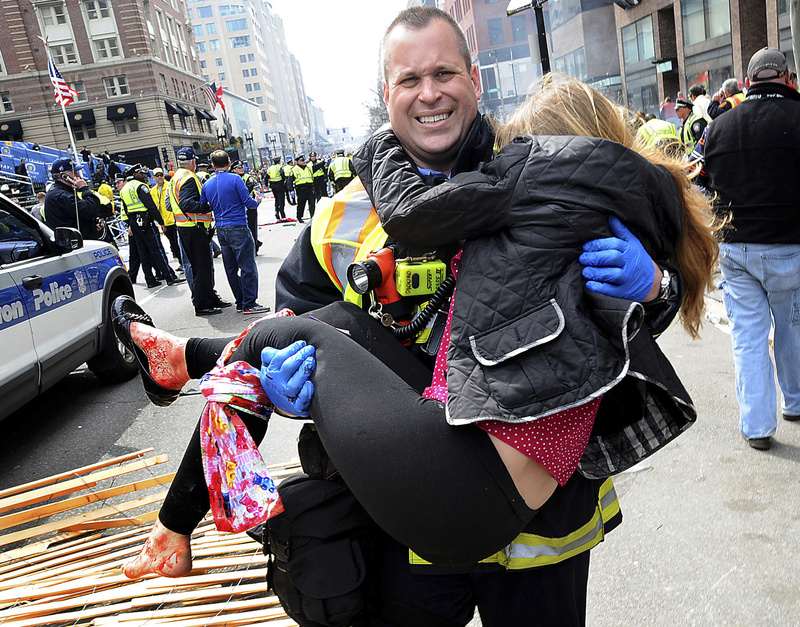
[174,103,193,117]
[106,103,138,120]
[165,101,182,116]
[195,108,216,120]
[66,108,96,127]
[0,119,23,139]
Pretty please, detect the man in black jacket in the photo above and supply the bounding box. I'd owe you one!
[701,47,800,451]
[44,157,112,240]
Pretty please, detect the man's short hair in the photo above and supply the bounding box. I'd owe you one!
[722,78,740,96]
[210,150,230,169]
[382,6,471,81]
[689,85,706,98]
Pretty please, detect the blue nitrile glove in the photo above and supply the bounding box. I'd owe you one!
[259,341,316,417]
[579,215,656,302]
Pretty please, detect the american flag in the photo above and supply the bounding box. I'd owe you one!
[48,58,77,106]
[202,82,217,109]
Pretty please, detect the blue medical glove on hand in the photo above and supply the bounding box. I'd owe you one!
[579,215,656,302]
[259,341,316,418]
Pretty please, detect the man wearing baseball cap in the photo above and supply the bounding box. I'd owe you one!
[43,157,113,240]
[674,96,707,156]
[699,47,800,450]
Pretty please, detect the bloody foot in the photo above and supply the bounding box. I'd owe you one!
[129,322,190,391]
[123,519,193,578]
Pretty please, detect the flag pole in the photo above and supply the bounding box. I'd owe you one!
[39,36,80,164]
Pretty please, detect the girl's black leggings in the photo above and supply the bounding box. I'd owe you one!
[161,302,535,566]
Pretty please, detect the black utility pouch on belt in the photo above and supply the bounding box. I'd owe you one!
[256,426,377,627]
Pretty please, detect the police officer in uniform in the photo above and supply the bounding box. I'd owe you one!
[121,165,185,288]
[309,151,328,202]
[195,162,211,184]
[44,157,113,240]
[291,154,315,224]
[266,157,286,220]
[328,148,355,192]
[283,158,296,206]
[675,97,707,157]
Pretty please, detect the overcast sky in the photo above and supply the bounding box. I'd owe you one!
[266,0,409,134]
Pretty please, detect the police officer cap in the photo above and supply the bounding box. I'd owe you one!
[309,151,317,157]
[231,160,244,169]
[674,98,692,109]
[127,163,147,177]
[295,154,305,162]
[176,147,195,161]
[51,157,75,174]
[196,161,210,169]
[336,148,345,156]
[272,157,281,164]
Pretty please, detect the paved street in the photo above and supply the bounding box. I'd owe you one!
[2,198,799,625]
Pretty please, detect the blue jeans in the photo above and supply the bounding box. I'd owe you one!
[216,224,259,310]
[719,243,800,439]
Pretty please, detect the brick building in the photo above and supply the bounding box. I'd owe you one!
[0,0,217,169]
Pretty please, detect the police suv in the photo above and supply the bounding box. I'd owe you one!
[0,194,137,420]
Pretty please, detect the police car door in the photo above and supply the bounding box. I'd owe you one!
[0,267,37,417]
[2,207,98,391]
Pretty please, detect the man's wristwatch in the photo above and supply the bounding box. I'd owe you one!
[655,267,671,302]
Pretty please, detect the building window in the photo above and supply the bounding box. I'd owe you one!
[216,57,223,67]
[511,14,527,42]
[682,0,731,46]
[197,5,213,18]
[84,0,111,20]
[160,73,168,92]
[252,81,260,91]
[197,41,207,53]
[225,18,248,32]
[255,96,264,104]
[207,23,217,35]
[73,81,88,101]
[74,124,98,141]
[621,15,655,66]
[209,39,220,51]
[229,35,251,48]
[245,83,253,92]
[200,59,207,69]
[487,18,504,46]
[239,54,247,62]
[103,75,130,97]
[243,69,250,77]
[261,111,267,122]
[193,25,203,37]
[94,37,121,59]
[41,5,67,27]
[50,44,78,65]
[1,92,13,113]
[553,47,587,81]
[220,4,246,15]
[250,67,257,76]
[219,72,226,81]
[114,118,139,135]
[247,53,255,62]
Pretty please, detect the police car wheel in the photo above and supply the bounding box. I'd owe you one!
[90,291,139,383]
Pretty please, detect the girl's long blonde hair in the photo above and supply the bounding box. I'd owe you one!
[492,74,718,339]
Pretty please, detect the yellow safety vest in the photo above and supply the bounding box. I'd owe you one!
[168,168,211,227]
[120,181,148,213]
[97,182,114,203]
[309,178,623,571]
[309,178,388,308]
[680,111,702,155]
[242,172,257,198]
[292,165,314,186]
[283,165,294,178]
[311,161,326,178]
[267,164,283,182]
[330,156,353,180]
[724,92,745,109]
[637,118,679,149]
[196,170,210,183]
[151,182,174,226]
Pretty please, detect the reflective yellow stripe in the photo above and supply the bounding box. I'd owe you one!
[409,477,620,570]
[331,156,352,180]
[120,181,146,213]
[637,120,678,148]
[310,178,388,306]
[293,165,314,185]
[268,164,283,181]
[169,169,210,226]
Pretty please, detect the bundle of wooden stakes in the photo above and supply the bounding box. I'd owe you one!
[0,448,300,626]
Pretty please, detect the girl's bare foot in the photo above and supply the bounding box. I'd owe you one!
[129,322,190,391]
[123,519,193,578]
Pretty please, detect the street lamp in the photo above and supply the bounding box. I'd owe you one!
[268,132,279,162]
[216,128,226,149]
[243,129,256,170]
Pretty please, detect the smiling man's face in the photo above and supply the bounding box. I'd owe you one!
[383,19,481,174]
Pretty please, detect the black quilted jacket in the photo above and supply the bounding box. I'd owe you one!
[355,129,697,477]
